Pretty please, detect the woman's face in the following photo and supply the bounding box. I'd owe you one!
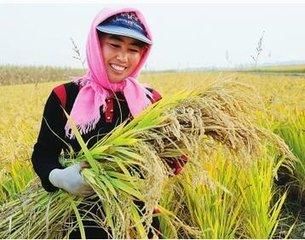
[100,33,146,83]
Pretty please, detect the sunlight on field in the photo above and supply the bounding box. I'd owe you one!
[0,70,305,238]
[0,82,58,163]
[1,71,305,168]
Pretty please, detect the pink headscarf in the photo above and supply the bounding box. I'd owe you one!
[65,7,153,138]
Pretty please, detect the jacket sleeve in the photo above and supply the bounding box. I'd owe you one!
[31,91,66,192]
[164,155,189,175]
[146,87,162,104]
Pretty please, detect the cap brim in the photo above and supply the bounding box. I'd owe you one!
[97,25,152,45]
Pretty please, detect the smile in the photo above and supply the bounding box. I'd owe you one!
[110,64,127,72]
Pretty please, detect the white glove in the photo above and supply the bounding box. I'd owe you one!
[49,162,94,197]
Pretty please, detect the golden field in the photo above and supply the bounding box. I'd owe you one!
[1,70,304,164]
[1,67,305,238]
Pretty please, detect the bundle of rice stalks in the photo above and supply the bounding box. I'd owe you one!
[0,81,293,239]
[159,145,244,239]
[159,141,290,239]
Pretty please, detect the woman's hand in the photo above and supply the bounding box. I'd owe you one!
[48,162,94,197]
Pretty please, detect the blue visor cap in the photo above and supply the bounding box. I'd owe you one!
[97,12,152,45]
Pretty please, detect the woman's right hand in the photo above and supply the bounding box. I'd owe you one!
[49,162,94,197]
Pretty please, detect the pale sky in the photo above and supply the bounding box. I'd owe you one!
[0,1,305,70]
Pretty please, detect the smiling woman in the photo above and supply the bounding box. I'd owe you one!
[30,7,166,239]
[99,34,147,83]
[96,11,151,83]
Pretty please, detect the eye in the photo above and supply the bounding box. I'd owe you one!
[129,48,140,53]
[109,43,120,48]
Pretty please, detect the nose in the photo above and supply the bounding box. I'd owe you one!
[116,51,128,63]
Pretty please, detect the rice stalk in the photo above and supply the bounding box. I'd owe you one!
[275,112,305,186]
[162,142,243,239]
[0,160,35,203]
[236,145,288,238]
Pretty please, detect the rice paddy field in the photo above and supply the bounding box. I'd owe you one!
[1,65,305,238]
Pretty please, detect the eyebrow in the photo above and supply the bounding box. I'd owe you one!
[108,34,124,42]
[108,34,146,48]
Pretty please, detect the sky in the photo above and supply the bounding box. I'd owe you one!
[0,1,305,71]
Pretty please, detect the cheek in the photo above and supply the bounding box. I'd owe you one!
[130,53,142,69]
[101,45,111,63]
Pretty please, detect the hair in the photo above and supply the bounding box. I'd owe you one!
[97,32,148,49]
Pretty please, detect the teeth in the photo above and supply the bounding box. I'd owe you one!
[111,64,126,71]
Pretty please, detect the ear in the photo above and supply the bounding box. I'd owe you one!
[140,45,149,57]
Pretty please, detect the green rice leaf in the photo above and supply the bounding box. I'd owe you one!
[63,109,99,173]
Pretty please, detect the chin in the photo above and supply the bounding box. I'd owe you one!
[109,78,125,83]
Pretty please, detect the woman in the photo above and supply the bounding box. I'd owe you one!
[32,7,185,238]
